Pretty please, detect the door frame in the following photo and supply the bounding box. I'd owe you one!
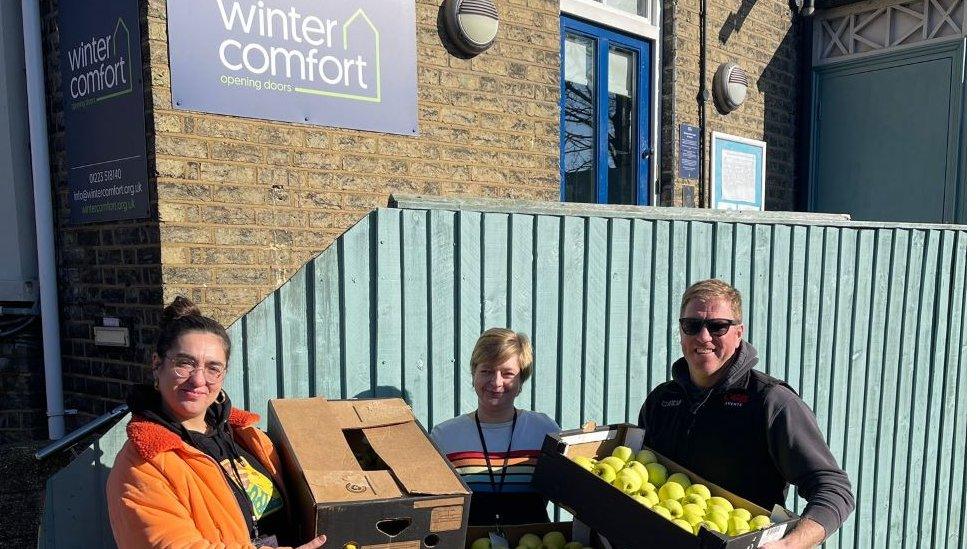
[807,39,966,222]
[560,15,654,206]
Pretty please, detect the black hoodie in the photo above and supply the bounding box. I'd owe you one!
[637,341,855,536]
[126,385,288,543]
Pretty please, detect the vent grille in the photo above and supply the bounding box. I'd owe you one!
[458,0,499,18]
[728,67,748,86]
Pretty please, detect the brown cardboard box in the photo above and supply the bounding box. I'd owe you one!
[532,423,799,549]
[267,397,471,549]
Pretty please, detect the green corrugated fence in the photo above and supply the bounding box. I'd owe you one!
[41,197,966,548]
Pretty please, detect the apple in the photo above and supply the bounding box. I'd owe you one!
[572,456,596,470]
[613,468,643,493]
[658,481,685,502]
[681,502,705,522]
[611,445,634,463]
[623,461,649,483]
[635,449,657,465]
[592,462,616,483]
[542,531,566,548]
[650,505,672,520]
[706,496,734,513]
[749,515,772,530]
[637,481,656,498]
[661,499,684,519]
[470,538,491,549]
[600,455,626,472]
[632,494,654,508]
[685,513,704,527]
[703,510,728,533]
[637,485,659,505]
[519,533,544,549]
[681,493,707,508]
[666,472,692,490]
[646,463,668,487]
[694,520,721,535]
[686,483,711,499]
[729,508,752,521]
[727,516,751,536]
[672,518,694,533]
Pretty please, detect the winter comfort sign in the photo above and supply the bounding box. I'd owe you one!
[60,0,149,224]
[167,0,418,135]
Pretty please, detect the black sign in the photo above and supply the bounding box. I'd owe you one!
[679,124,700,180]
[60,0,149,224]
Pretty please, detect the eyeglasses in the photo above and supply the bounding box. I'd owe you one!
[679,318,741,337]
[166,356,226,383]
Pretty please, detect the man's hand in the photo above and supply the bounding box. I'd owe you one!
[760,518,826,549]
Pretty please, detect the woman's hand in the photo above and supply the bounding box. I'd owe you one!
[261,534,327,549]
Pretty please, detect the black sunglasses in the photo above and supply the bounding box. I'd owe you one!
[679,318,741,336]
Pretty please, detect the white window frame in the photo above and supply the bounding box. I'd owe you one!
[560,0,663,205]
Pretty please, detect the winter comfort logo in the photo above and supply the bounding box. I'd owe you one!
[66,17,134,109]
[215,0,381,102]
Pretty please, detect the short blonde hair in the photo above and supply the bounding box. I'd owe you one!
[681,279,743,321]
[469,328,534,381]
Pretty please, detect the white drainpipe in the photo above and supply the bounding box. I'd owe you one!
[22,0,64,440]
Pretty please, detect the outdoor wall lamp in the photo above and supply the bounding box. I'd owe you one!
[713,62,749,114]
[441,0,500,57]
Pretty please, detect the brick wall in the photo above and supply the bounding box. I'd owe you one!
[145,0,562,326]
[660,0,801,210]
[0,322,46,443]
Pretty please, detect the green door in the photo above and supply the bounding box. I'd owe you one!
[810,42,965,223]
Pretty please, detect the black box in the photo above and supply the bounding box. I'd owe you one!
[532,423,800,549]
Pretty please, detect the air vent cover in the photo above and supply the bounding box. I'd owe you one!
[713,62,749,114]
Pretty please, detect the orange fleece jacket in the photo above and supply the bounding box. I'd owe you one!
[106,408,283,549]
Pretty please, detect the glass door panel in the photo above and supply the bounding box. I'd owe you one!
[562,34,597,203]
[607,47,635,204]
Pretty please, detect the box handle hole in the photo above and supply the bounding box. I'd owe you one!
[376,517,411,537]
[423,534,440,547]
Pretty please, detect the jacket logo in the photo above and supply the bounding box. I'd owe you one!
[660,399,683,408]
[724,393,749,407]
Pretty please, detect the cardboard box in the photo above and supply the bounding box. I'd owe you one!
[267,397,471,548]
[532,423,800,549]
[465,522,574,548]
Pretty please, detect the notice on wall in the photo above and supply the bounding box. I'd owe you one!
[167,0,418,135]
[59,0,149,224]
[710,132,765,210]
[678,124,700,180]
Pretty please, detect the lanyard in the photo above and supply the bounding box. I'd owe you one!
[474,409,517,494]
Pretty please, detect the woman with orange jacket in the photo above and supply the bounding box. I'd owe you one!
[106,296,327,549]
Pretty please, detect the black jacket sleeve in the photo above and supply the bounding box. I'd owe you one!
[764,385,855,536]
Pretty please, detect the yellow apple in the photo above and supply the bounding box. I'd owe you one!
[646,462,668,487]
[592,462,616,483]
[672,518,694,533]
[600,456,626,472]
[749,515,772,530]
[624,460,649,483]
[658,481,685,501]
[635,449,657,465]
[686,483,711,499]
[611,445,634,463]
[666,472,692,490]
[706,496,734,513]
[542,530,566,548]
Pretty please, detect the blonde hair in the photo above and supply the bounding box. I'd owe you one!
[469,328,534,381]
[681,279,743,321]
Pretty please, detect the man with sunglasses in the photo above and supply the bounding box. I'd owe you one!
[637,279,853,548]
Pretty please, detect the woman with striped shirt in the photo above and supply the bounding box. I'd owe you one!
[429,328,561,526]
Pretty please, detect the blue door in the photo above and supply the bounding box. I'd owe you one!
[561,17,653,205]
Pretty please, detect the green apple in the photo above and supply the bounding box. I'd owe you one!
[646,462,668,487]
[611,445,634,463]
[729,508,752,521]
[686,483,711,499]
[542,531,566,548]
[685,513,704,527]
[694,520,721,535]
[623,460,649,483]
[749,515,772,530]
[519,533,544,549]
[681,502,705,523]
[706,496,734,513]
[672,518,694,533]
[681,493,707,508]
[592,462,616,483]
[572,456,596,470]
[666,472,692,490]
[599,455,626,472]
[637,485,659,505]
[613,468,643,493]
[658,481,685,502]
[703,510,728,533]
[635,448,657,465]
[661,499,684,519]
[632,494,654,508]
[727,516,751,536]
[637,481,657,498]
[650,505,672,520]
[470,538,491,549]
